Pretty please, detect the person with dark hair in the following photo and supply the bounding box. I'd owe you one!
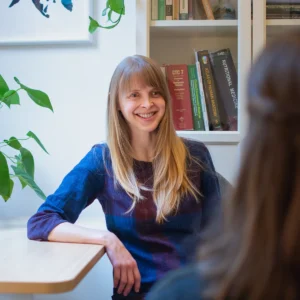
[147,29,300,300]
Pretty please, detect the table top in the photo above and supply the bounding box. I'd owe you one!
[0,228,105,294]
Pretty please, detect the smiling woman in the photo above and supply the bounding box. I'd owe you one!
[27,55,221,300]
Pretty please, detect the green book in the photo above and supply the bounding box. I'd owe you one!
[158,0,166,20]
[188,64,205,131]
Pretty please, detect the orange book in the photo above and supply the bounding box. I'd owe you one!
[202,0,215,20]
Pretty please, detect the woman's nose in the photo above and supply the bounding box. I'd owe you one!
[141,97,153,108]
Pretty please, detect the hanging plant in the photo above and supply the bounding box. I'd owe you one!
[89,0,125,33]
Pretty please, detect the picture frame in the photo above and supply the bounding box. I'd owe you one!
[0,0,94,45]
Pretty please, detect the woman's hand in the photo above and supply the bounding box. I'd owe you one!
[105,232,141,296]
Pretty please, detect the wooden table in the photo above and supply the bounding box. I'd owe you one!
[0,227,105,298]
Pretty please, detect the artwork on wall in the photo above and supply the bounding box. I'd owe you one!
[0,0,93,45]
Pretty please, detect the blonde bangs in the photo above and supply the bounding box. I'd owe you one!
[119,60,167,100]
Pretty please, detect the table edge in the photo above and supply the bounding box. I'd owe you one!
[0,247,105,294]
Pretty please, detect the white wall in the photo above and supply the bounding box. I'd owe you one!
[0,0,136,299]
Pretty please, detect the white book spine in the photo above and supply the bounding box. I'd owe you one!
[179,0,188,19]
[152,0,159,20]
[195,56,210,131]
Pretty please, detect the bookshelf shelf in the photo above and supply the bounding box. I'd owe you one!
[177,131,241,144]
[150,20,238,37]
[266,19,300,36]
[266,19,300,26]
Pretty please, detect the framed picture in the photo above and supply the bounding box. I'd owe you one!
[0,0,93,45]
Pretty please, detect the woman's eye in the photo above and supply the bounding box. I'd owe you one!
[152,91,160,97]
[130,93,139,98]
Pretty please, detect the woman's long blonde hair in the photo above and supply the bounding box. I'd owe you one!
[106,55,200,223]
[199,30,300,300]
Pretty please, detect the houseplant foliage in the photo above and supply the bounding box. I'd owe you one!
[89,0,125,33]
[0,75,53,202]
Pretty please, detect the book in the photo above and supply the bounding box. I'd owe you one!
[188,65,205,130]
[151,0,158,20]
[179,0,189,19]
[166,0,173,20]
[188,0,193,19]
[202,0,215,20]
[194,52,210,131]
[158,0,166,20]
[209,48,238,131]
[166,64,194,130]
[173,0,180,19]
[197,50,223,130]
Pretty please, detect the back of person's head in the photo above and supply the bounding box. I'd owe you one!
[199,29,300,300]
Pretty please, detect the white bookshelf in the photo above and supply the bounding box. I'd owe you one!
[267,19,300,36]
[177,131,241,144]
[253,0,300,57]
[136,0,252,145]
[150,20,238,36]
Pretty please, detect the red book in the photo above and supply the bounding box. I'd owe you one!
[166,64,194,130]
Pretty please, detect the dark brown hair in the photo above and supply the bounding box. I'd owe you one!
[199,29,300,300]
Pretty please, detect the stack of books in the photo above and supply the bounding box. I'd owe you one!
[151,0,216,20]
[162,48,238,131]
[266,1,300,19]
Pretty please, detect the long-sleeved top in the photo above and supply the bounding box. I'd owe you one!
[27,138,220,293]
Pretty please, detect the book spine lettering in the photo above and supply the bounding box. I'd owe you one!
[166,64,194,130]
[188,65,205,130]
[198,50,222,130]
[194,51,210,131]
[209,48,238,130]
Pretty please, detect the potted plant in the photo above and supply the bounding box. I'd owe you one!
[0,75,53,202]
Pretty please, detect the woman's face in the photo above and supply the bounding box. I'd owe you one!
[118,78,166,137]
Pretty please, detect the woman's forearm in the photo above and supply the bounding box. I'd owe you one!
[48,222,112,246]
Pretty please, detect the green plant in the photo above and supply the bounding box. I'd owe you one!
[89,0,125,33]
[0,75,53,202]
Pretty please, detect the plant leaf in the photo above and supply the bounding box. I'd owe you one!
[27,131,49,154]
[15,154,27,189]
[89,15,121,31]
[20,147,35,179]
[102,7,109,16]
[2,179,14,202]
[4,137,22,150]
[0,75,9,98]
[11,166,46,200]
[2,90,20,107]
[89,16,100,33]
[0,151,10,199]
[14,77,53,112]
[109,0,125,15]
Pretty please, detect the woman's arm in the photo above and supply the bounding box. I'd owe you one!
[27,145,105,241]
[27,145,141,296]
